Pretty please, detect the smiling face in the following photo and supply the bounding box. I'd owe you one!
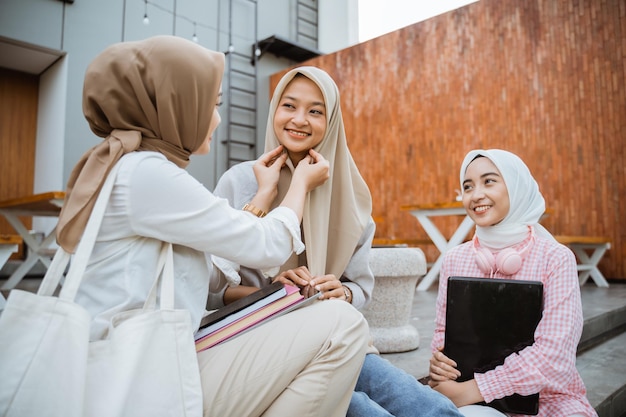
[272,75,327,164]
[462,156,511,227]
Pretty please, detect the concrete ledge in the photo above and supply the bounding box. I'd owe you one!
[362,247,427,353]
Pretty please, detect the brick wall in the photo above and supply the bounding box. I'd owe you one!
[271,0,626,280]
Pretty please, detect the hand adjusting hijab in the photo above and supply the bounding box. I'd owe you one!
[56,35,225,253]
[265,67,372,280]
[460,149,555,250]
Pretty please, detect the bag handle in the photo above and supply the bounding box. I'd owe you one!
[37,162,122,300]
[143,242,175,311]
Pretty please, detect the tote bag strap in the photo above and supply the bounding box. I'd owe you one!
[143,242,175,311]
[37,247,71,296]
[36,162,123,300]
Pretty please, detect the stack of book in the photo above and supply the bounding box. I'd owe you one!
[195,282,318,352]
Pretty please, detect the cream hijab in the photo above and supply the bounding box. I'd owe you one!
[460,149,555,250]
[265,67,372,279]
[56,36,225,252]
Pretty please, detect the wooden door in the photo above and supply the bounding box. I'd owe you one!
[0,67,39,258]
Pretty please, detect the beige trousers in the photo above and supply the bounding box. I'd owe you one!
[197,299,369,417]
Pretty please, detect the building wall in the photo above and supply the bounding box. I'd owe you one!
[0,0,359,191]
[271,0,626,280]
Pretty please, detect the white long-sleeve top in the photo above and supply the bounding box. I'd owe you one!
[75,152,304,340]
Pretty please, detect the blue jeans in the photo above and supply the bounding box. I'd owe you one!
[347,354,463,417]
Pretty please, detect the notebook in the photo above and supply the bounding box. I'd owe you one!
[444,276,544,415]
[196,281,287,340]
[195,285,320,352]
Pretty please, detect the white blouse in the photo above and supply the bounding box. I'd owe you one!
[75,151,303,340]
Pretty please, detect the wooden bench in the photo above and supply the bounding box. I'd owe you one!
[0,191,64,290]
[555,235,611,287]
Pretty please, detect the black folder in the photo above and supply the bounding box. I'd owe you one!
[444,276,544,415]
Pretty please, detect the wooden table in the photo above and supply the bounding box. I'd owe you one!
[401,202,555,291]
[0,191,65,290]
[401,201,475,291]
[555,235,611,287]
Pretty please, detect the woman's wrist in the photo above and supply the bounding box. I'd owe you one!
[342,285,353,304]
[243,203,267,218]
[254,186,278,204]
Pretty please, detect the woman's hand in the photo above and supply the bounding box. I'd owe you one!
[430,379,484,408]
[291,149,330,192]
[278,149,329,221]
[429,347,461,385]
[273,266,313,290]
[309,274,344,301]
[252,145,288,201]
[272,267,345,300]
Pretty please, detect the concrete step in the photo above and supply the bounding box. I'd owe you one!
[577,331,626,417]
[576,287,626,417]
[578,286,626,352]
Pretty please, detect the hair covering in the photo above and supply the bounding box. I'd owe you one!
[264,66,372,279]
[56,36,225,252]
[460,149,555,250]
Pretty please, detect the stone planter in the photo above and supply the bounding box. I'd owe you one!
[361,247,427,353]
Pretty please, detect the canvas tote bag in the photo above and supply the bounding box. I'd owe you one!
[0,162,202,417]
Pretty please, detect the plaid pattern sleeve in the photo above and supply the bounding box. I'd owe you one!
[434,237,597,417]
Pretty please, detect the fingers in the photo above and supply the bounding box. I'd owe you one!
[435,350,459,371]
[302,284,318,299]
[272,275,300,288]
[258,145,284,165]
[274,267,312,288]
[308,148,322,162]
[268,151,288,168]
[293,152,330,192]
[309,274,344,300]
[429,351,461,382]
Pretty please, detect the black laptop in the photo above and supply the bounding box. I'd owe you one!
[444,276,544,415]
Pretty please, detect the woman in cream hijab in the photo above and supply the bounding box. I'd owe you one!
[57,37,369,417]
[214,66,375,307]
[214,66,463,417]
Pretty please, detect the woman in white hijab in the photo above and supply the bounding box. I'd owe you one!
[428,149,596,417]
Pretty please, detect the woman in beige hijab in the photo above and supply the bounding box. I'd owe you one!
[57,36,369,417]
[214,66,375,307]
[214,67,463,417]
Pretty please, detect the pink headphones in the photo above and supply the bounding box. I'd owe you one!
[472,227,535,275]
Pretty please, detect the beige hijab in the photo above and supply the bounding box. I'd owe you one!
[264,67,372,279]
[56,36,225,252]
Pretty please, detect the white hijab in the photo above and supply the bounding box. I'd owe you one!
[460,149,555,250]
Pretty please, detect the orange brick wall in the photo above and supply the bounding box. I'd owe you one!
[271,0,626,280]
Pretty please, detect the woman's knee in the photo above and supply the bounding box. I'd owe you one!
[326,300,369,337]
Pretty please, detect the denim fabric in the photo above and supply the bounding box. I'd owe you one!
[347,354,463,417]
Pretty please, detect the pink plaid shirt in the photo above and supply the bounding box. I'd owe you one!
[431,235,597,417]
